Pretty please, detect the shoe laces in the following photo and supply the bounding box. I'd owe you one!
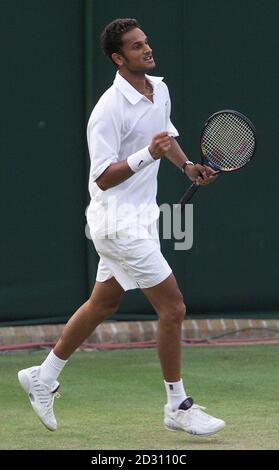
[45,390,60,413]
[31,380,60,409]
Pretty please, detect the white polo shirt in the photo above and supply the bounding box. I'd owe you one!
[86,72,179,238]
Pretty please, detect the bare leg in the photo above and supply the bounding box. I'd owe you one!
[54,277,124,359]
[142,274,186,382]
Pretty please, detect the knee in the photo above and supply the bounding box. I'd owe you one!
[160,300,186,325]
[174,301,186,323]
[87,297,120,316]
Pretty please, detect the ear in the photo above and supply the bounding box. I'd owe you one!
[111,52,124,67]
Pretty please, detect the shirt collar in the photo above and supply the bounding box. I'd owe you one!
[113,71,164,105]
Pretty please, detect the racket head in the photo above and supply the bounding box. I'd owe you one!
[200,109,257,172]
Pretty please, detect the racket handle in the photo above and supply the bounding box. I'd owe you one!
[179,182,200,209]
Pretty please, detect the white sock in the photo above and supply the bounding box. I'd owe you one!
[39,350,68,387]
[164,379,187,411]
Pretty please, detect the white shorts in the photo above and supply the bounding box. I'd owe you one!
[92,235,172,291]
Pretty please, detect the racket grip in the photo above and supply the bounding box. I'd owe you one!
[179,183,200,209]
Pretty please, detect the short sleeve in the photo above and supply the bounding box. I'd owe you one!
[87,106,121,182]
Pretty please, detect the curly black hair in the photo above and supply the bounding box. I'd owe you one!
[100,18,140,63]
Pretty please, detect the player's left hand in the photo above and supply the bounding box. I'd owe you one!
[185,164,218,185]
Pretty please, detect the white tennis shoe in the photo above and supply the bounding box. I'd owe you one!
[164,397,225,437]
[18,366,60,431]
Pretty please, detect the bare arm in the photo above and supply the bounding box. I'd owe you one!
[164,137,191,168]
[165,137,218,185]
[95,161,134,191]
[95,132,172,191]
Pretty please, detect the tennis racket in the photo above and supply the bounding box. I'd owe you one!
[179,109,256,207]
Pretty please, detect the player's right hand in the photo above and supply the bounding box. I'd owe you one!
[148,132,172,159]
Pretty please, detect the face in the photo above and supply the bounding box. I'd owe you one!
[112,28,155,72]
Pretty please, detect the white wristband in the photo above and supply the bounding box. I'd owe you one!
[127,147,155,173]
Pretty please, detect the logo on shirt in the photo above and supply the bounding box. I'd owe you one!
[138,160,144,167]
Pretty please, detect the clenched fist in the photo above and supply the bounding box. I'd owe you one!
[148,132,172,159]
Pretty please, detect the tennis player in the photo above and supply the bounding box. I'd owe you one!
[18,18,225,437]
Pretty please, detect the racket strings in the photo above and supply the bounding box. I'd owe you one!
[201,113,256,171]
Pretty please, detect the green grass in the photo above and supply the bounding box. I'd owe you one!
[0,345,278,450]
